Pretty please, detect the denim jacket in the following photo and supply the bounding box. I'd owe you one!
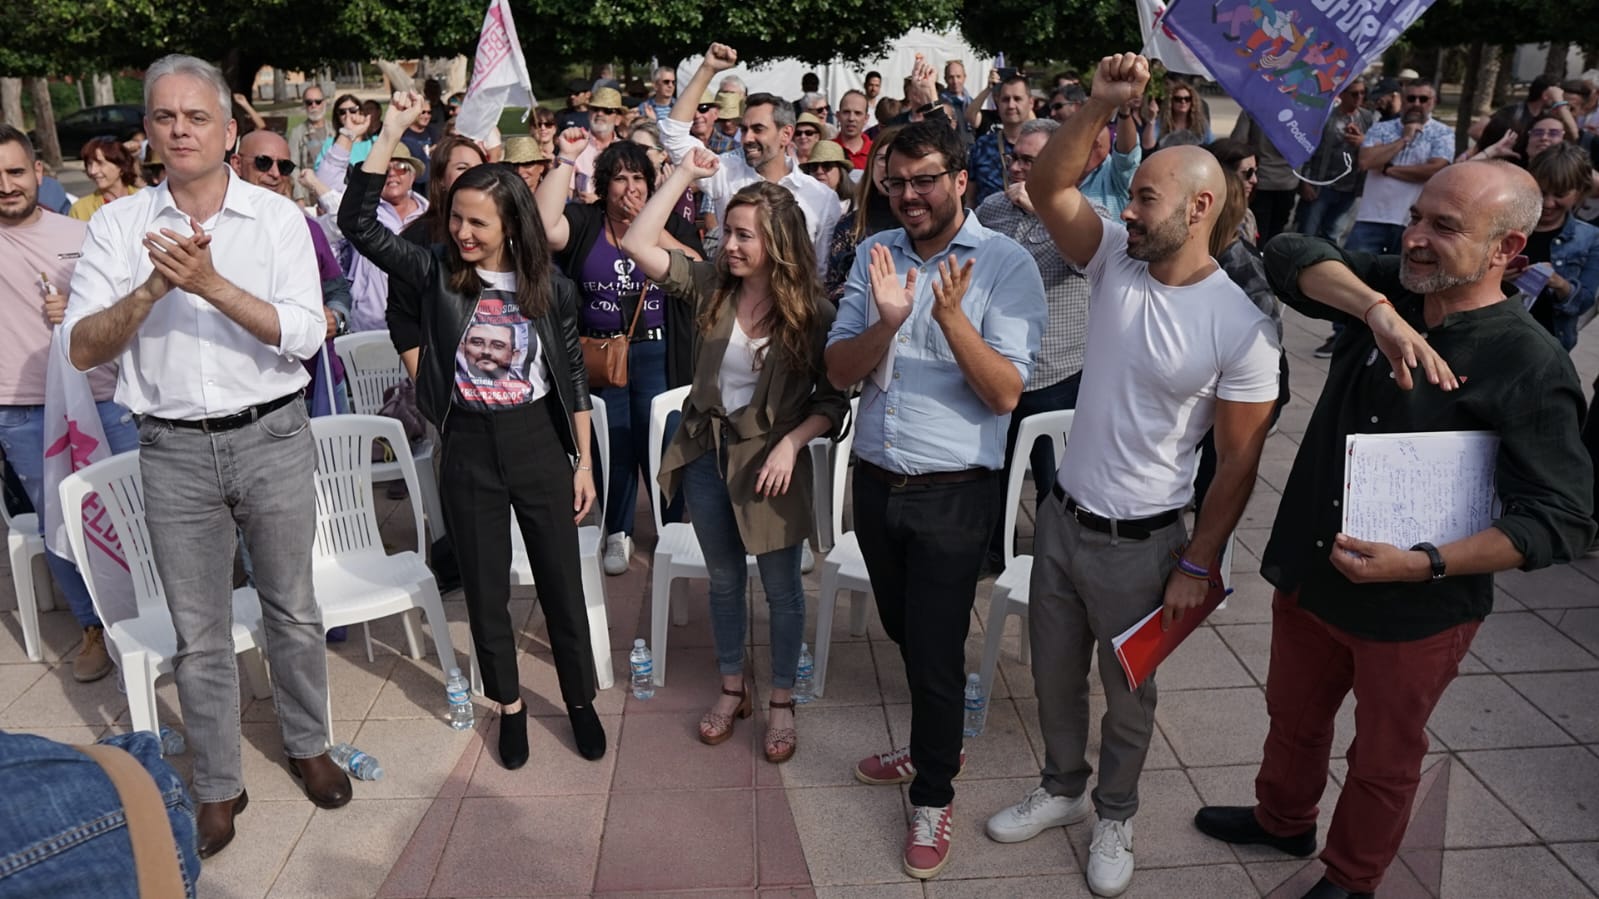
[1548,214,1599,350]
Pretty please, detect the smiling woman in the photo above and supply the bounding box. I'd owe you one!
[67,137,138,221]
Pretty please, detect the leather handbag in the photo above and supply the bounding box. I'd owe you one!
[581,286,648,390]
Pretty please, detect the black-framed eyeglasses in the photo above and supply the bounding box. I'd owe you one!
[252,155,296,176]
[1404,95,1433,104]
[1003,152,1038,167]
[1238,166,1258,179]
[883,170,953,196]
[1528,128,1565,140]
[795,128,820,138]
[304,97,325,107]
[810,106,830,115]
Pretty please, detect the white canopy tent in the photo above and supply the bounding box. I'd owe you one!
[674,29,997,106]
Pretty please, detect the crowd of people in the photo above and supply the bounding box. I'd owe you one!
[2,39,1598,899]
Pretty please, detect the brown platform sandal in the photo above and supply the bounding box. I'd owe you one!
[699,682,752,745]
[765,699,797,764]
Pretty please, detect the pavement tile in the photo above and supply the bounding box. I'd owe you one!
[238,722,322,801]
[756,787,814,887]
[753,640,878,707]
[1426,674,1574,751]
[624,644,729,714]
[513,649,627,718]
[925,874,1095,898]
[0,606,83,664]
[1460,746,1599,842]
[787,785,910,886]
[0,661,126,727]
[0,660,49,714]
[871,640,913,705]
[953,700,1045,781]
[1106,862,1257,897]
[345,717,480,800]
[779,704,891,789]
[1213,622,1271,686]
[1245,859,1324,896]
[1505,671,1599,743]
[1443,761,1538,849]
[611,700,754,791]
[465,711,619,797]
[430,795,605,896]
[813,886,923,899]
[267,798,431,898]
[1497,565,1599,610]
[196,798,313,899]
[1207,572,1276,626]
[593,789,756,892]
[377,795,460,898]
[1156,687,1269,768]
[1155,627,1255,691]
[1012,694,1181,776]
[319,648,399,722]
[1471,612,1596,673]
[1558,608,1599,658]
[1439,847,1593,899]
[1551,843,1599,895]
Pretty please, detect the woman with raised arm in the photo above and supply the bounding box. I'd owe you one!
[337,92,606,771]
[620,148,849,763]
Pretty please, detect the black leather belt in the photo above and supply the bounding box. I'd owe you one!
[584,326,664,341]
[151,393,300,433]
[1052,482,1181,541]
[858,459,993,488]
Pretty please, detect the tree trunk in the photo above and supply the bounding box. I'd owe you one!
[272,67,287,102]
[91,72,116,106]
[25,77,62,169]
[1491,46,1515,108]
[0,78,22,128]
[1455,43,1483,157]
[1473,44,1502,118]
[1543,41,1569,81]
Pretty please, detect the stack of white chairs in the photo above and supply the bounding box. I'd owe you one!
[810,398,865,699]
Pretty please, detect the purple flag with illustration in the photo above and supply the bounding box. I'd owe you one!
[1160,0,1436,167]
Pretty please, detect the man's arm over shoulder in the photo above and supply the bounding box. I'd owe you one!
[1263,232,1399,324]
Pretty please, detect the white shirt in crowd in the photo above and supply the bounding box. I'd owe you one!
[718,318,770,413]
[63,168,326,420]
[1058,221,1282,520]
[658,115,841,273]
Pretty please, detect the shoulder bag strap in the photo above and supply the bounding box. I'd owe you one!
[76,743,186,899]
[622,280,650,338]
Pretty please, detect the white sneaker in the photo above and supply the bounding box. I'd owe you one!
[603,533,632,576]
[800,542,815,574]
[1086,817,1135,897]
[985,786,1091,843]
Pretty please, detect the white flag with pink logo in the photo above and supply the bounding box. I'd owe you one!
[1136,0,1214,80]
[454,0,535,142]
[42,331,137,627]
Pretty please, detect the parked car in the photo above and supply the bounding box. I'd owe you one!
[29,104,145,158]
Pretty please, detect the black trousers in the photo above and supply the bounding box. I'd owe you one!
[1250,188,1299,244]
[1584,374,1599,532]
[440,398,597,708]
[853,467,999,808]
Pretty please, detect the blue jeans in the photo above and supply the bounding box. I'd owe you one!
[1344,221,1406,255]
[681,451,806,688]
[1297,188,1359,242]
[0,730,200,897]
[596,338,681,536]
[0,401,139,627]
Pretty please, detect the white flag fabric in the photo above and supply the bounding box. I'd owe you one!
[455,0,535,142]
[1136,0,1215,80]
[43,331,138,627]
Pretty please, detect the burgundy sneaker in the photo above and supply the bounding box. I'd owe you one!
[903,803,954,879]
[854,746,967,785]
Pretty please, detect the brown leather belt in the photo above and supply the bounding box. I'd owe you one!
[857,459,993,488]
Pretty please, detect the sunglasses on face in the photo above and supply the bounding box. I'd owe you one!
[1172,95,1192,103]
[1238,167,1258,179]
[801,163,828,175]
[591,107,621,115]
[535,121,556,129]
[253,155,296,176]
[659,79,675,86]
[1050,102,1070,111]
[337,106,359,116]
[696,103,718,114]
[795,128,819,138]
[304,97,325,107]
[1404,95,1432,104]
[810,106,829,115]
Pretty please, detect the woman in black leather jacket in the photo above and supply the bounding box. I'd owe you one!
[338,92,605,770]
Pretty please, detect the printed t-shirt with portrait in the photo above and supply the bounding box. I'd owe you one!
[454,269,550,410]
[579,234,665,333]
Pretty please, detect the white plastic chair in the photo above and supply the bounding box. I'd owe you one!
[977,410,1075,696]
[809,437,834,552]
[508,396,615,690]
[332,332,448,549]
[308,415,459,741]
[58,452,273,736]
[645,385,759,686]
[812,398,867,699]
[1,490,47,662]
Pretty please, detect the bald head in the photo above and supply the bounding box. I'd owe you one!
[235,129,294,196]
[1400,161,1543,297]
[1121,145,1225,263]
[1434,161,1541,239]
[1145,145,1227,215]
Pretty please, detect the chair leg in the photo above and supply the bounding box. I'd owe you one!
[814,563,840,699]
[325,691,336,748]
[400,608,424,659]
[124,654,159,735]
[415,587,458,678]
[809,441,833,552]
[1017,610,1032,666]
[650,563,673,687]
[11,545,42,663]
[241,647,273,700]
[417,464,449,542]
[580,553,614,690]
[846,589,870,636]
[465,633,483,696]
[978,586,1011,696]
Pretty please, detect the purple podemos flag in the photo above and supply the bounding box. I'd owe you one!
[1160,0,1436,167]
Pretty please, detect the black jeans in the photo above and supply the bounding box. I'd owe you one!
[440,398,597,708]
[853,467,1000,808]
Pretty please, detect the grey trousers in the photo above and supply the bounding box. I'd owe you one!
[137,399,331,803]
[1027,490,1187,822]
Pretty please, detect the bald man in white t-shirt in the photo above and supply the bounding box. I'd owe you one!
[980,53,1281,898]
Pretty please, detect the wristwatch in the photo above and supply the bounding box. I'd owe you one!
[1409,542,1446,581]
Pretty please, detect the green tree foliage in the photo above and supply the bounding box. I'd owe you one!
[957,0,1141,70]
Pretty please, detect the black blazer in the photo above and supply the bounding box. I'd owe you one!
[337,167,592,457]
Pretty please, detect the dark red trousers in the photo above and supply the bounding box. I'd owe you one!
[1253,591,1478,893]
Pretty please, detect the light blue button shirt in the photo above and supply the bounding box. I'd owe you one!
[827,212,1046,474]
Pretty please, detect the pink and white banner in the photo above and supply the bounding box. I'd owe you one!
[43,331,137,627]
[455,0,535,142]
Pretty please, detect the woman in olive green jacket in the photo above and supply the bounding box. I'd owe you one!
[622,148,849,764]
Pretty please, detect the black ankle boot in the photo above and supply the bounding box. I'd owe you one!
[498,706,529,770]
[568,704,606,760]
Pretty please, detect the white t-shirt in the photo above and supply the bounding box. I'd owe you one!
[718,318,769,413]
[1057,222,1281,519]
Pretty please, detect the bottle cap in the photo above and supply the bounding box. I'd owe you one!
[967,673,980,684]
[634,638,646,648]
[448,667,461,678]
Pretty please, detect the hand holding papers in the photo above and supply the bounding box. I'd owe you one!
[1341,431,1500,549]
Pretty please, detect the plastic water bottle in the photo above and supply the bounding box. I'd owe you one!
[793,643,815,704]
[445,668,474,731]
[629,639,655,700]
[328,742,384,780]
[158,725,185,757]
[962,673,988,737]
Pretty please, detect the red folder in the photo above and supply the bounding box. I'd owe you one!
[1112,574,1231,691]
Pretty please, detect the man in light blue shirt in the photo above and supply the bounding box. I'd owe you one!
[1078,115,1142,218]
[825,120,1044,880]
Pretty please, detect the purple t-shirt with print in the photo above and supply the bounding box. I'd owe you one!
[578,234,665,333]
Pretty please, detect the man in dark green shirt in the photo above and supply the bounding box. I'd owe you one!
[1194,162,1594,899]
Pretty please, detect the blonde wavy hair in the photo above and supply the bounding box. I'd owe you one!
[700,182,821,374]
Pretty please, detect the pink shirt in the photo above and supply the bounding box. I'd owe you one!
[0,211,116,404]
